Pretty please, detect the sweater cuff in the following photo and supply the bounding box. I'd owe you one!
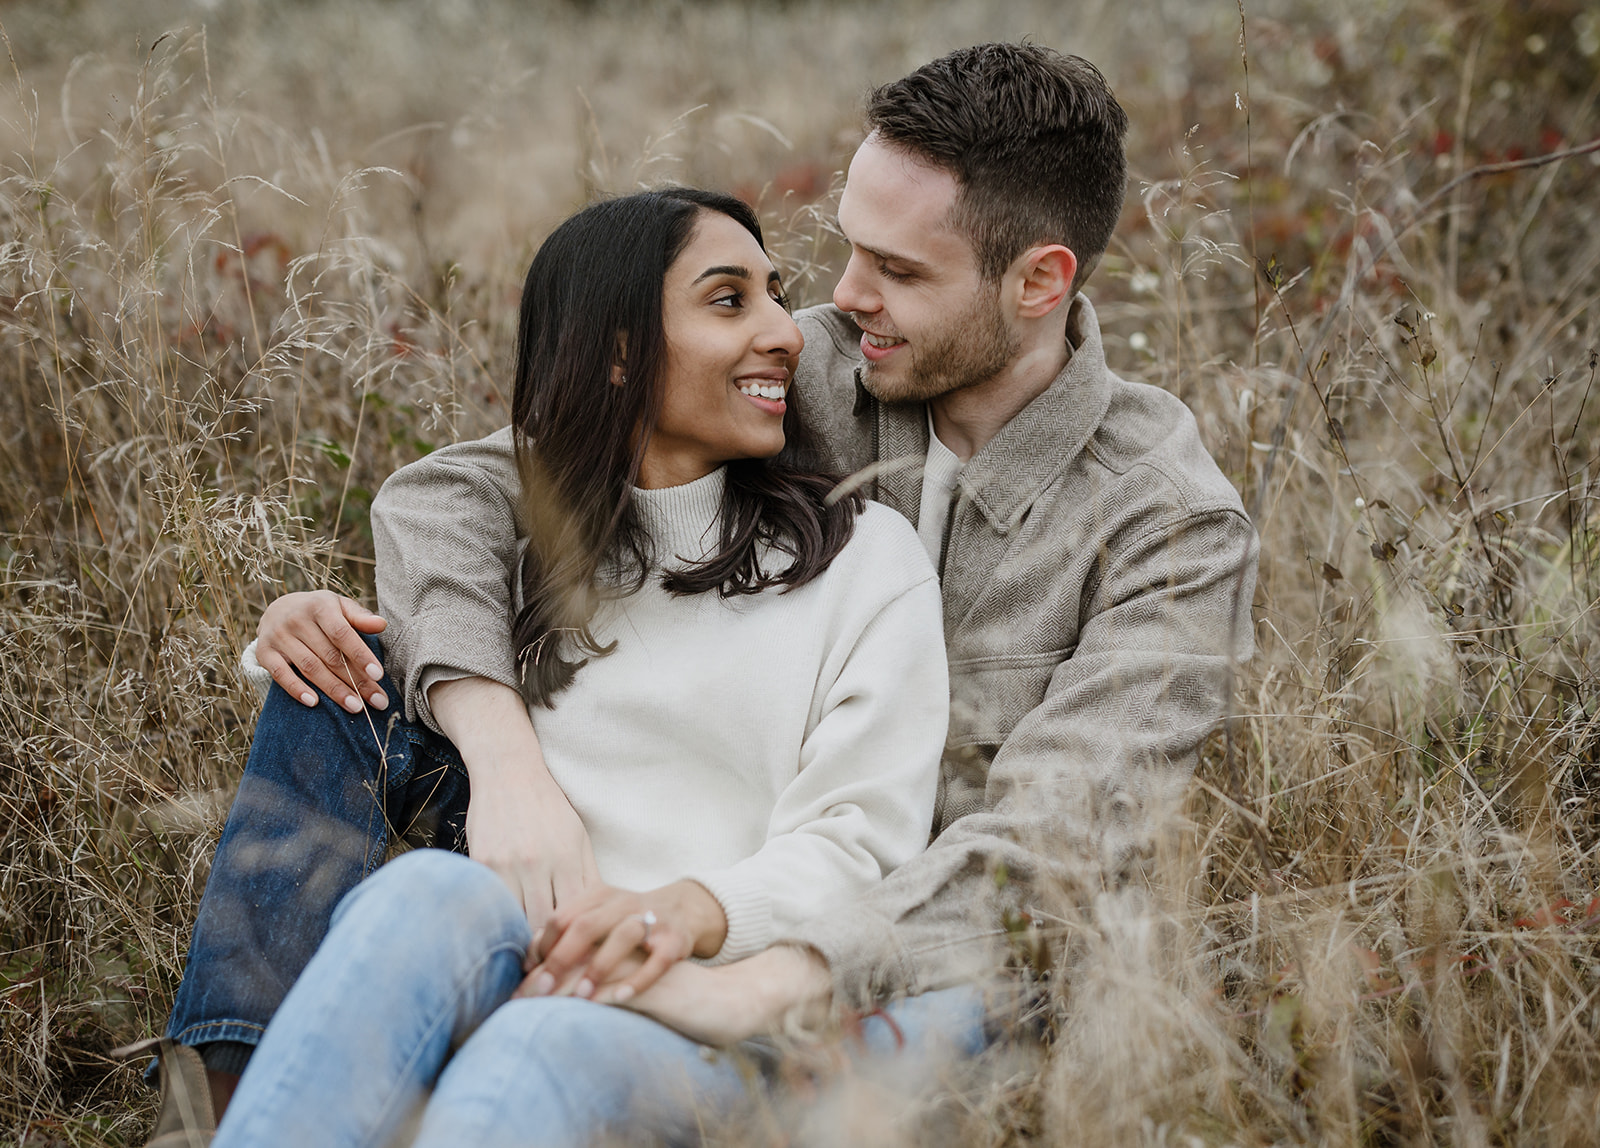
[239,640,272,702]
[781,906,913,1012]
[683,869,771,965]
[397,617,521,734]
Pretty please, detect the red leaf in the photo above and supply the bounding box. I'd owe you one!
[1514,899,1575,928]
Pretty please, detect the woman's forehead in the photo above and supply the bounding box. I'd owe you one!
[671,211,774,279]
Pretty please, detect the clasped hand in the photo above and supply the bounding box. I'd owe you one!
[517,879,726,1006]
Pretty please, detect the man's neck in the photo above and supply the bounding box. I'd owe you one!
[929,338,1071,462]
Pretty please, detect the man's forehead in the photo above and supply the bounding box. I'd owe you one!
[837,136,968,265]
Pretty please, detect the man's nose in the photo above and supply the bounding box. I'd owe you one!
[832,252,878,316]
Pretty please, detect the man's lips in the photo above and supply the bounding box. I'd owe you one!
[859,331,906,363]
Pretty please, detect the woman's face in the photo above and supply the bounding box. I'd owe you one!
[636,210,803,489]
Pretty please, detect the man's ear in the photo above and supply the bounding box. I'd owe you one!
[1013,245,1077,319]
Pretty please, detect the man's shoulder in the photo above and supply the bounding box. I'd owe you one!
[794,304,874,475]
[374,425,520,508]
[796,303,864,365]
[1085,373,1245,520]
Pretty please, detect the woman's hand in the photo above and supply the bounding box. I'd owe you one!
[254,590,389,712]
[465,763,601,931]
[621,947,835,1047]
[430,677,601,931]
[519,880,727,1004]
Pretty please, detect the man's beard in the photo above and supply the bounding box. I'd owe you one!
[861,282,1019,404]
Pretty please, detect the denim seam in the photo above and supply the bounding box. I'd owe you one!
[170,1019,268,1045]
[360,939,528,1148]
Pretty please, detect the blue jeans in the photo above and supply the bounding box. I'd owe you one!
[212,850,993,1148]
[163,636,472,1065]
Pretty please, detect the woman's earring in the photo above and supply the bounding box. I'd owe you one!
[621,374,628,386]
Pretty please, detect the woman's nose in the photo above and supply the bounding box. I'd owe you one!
[760,300,804,358]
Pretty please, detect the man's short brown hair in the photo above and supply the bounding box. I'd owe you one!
[865,43,1128,291]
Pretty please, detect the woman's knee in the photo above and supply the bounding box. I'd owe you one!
[331,849,528,949]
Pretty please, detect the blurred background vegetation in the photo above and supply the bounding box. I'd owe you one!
[2,0,1599,1143]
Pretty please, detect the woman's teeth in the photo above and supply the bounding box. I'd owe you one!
[863,332,904,349]
[738,381,788,400]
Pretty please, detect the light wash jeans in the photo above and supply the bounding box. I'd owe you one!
[212,850,993,1148]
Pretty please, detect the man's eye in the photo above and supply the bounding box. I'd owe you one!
[879,263,913,283]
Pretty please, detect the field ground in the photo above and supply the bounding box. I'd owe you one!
[2,0,1599,1144]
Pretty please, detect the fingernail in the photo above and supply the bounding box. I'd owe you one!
[532,972,555,996]
[576,979,594,999]
[611,985,634,1004]
[366,664,382,680]
[371,693,388,710]
[344,695,361,712]
[300,692,317,706]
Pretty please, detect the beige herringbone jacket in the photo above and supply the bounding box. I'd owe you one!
[371,295,1257,1010]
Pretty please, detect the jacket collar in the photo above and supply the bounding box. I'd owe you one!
[871,293,1115,534]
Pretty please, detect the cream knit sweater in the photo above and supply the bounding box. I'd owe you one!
[247,468,947,964]
[529,469,946,963]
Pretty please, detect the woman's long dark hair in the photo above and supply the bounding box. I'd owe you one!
[510,188,862,706]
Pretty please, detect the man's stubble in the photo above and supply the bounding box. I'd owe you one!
[860,280,1019,405]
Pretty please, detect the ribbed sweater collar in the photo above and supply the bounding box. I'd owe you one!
[632,467,726,567]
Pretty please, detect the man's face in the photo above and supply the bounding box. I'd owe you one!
[833,135,1018,403]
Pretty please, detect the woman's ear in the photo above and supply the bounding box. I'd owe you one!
[611,331,630,387]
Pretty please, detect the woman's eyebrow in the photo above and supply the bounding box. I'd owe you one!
[692,264,752,284]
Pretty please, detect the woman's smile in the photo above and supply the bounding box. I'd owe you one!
[734,368,790,413]
[639,210,803,489]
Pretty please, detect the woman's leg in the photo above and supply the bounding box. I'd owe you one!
[213,850,529,1148]
[412,997,755,1148]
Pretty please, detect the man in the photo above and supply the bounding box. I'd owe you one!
[139,42,1256,1143]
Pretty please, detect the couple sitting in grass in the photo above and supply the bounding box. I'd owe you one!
[135,42,1256,1147]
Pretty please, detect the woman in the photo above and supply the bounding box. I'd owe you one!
[211,188,948,1147]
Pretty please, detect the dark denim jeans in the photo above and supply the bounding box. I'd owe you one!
[162,636,471,1065]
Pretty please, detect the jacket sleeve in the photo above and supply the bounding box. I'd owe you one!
[685,574,948,965]
[786,505,1258,1009]
[370,427,524,731]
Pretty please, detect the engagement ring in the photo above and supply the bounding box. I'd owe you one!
[638,910,657,945]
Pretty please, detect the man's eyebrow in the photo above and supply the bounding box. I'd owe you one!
[852,242,934,275]
[692,264,753,284]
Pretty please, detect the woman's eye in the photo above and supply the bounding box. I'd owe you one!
[771,289,792,312]
[711,291,743,309]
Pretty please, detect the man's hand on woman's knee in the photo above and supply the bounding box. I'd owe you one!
[621,946,835,1047]
[255,590,389,712]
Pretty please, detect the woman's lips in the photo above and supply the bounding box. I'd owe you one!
[739,392,787,415]
[735,377,788,415]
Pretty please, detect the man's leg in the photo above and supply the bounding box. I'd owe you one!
[212,850,529,1148]
[161,636,471,1083]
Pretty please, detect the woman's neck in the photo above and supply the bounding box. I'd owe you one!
[635,453,718,490]
[630,467,727,566]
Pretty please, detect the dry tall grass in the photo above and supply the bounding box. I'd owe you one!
[2,1,1598,1144]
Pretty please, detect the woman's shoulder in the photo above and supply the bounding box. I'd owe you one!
[826,500,936,595]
